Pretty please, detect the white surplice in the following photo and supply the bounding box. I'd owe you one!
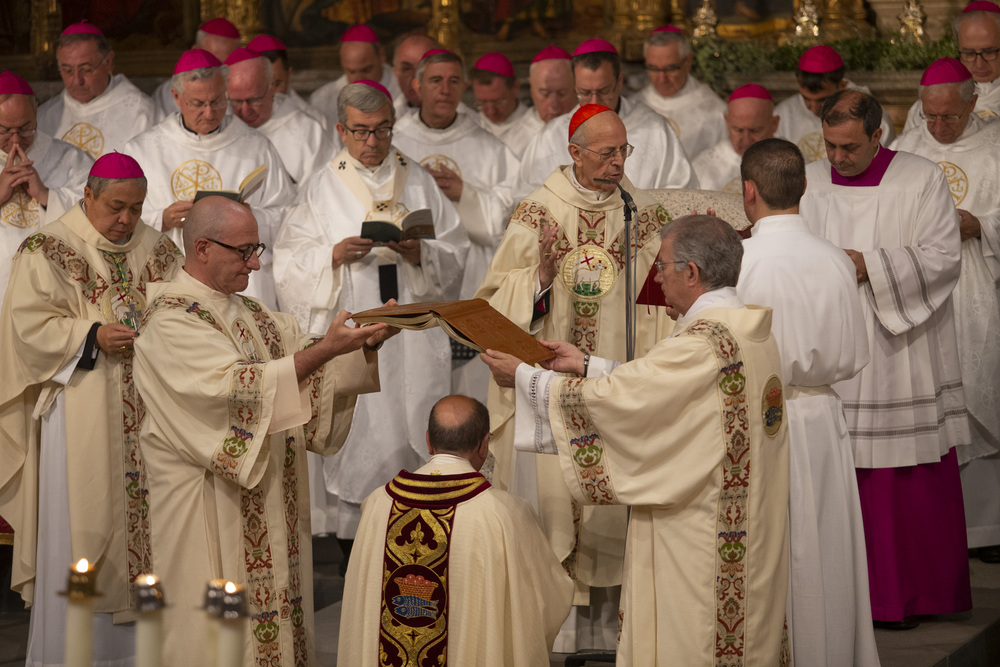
[123,114,295,309]
[512,294,791,666]
[691,139,743,194]
[338,454,574,666]
[37,74,157,159]
[902,78,1000,133]
[0,132,92,301]
[272,146,469,537]
[634,75,727,159]
[308,68,406,130]
[476,102,544,158]
[738,214,880,667]
[515,97,697,201]
[801,148,969,468]
[256,93,337,185]
[150,79,177,124]
[893,115,1000,548]
[775,81,897,163]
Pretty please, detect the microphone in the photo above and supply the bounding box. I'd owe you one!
[595,178,637,222]
[594,178,638,361]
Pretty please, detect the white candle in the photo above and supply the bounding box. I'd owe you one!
[135,574,165,667]
[217,581,248,667]
[202,579,227,667]
[63,558,96,667]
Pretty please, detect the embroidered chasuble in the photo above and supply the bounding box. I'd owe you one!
[801,148,970,468]
[123,114,295,309]
[0,204,181,621]
[692,139,743,194]
[476,102,544,158]
[257,94,337,184]
[338,455,574,666]
[0,133,93,301]
[392,110,519,300]
[902,79,1000,133]
[738,214,879,667]
[475,166,674,593]
[37,74,158,159]
[273,146,469,537]
[514,305,790,666]
[635,76,728,159]
[514,97,698,201]
[134,269,380,666]
[775,83,896,163]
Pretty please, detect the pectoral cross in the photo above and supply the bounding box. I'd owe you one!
[122,300,142,331]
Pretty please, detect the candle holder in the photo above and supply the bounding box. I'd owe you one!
[203,578,228,617]
[135,574,166,612]
[62,559,99,667]
[60,558,100,600]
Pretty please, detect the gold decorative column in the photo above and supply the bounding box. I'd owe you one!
[200,0,266,42]
[428,0,461,53]
[30,0,60,61]
[607,0,634,56]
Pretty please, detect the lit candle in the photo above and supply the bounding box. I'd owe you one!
[61,558,97,667]
[217,581,248,667]
[202,579,227,667]
[135,574,166,667]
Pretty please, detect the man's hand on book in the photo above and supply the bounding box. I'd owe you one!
[538,340,586,375]
[359,299,401,350]
[333,236,373,268]
[480,349,522,388]
[388,239,421,265]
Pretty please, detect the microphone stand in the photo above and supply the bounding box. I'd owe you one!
[595,178,639,361]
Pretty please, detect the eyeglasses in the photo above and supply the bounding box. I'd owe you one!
[645,64,685,74]
[184,97,228,111]
[576,84,617,101]
[0,124,36,139]
[654,258,686,272]
[918,110,965,124]
[580,143,634,162]
[229,94,267,108]
[344,125,393,141]
[58,53,109,77]
[959,48,999,63]
[207,238,266,261]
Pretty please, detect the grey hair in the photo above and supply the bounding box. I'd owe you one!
[643,30,691,59]
[0,93,38,110]
[171,65,229,96]
[337,82,395,123]
[86,175,148,198]
[659,214,743,290]
[920,78,977,105]
[415,51,464,83]
[57,32,111,56]
[953,10,1000,41]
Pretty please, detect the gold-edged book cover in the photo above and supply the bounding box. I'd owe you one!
[351,299,555,366]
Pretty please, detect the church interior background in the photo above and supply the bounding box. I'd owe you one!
[0,0,986,128]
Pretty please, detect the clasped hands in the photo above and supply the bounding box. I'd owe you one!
[0,144,49,208]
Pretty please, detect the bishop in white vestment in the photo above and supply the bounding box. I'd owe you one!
[339,396,573,666]
[273,80,469,538]
[801,90,971,623]
[737,138,879,667]
[471,52,542,158]
[0,72,93,301]
[892,58,1000,554]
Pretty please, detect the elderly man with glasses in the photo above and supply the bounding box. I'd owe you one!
[516,37,696,200]
[894,57,1000,566]
[272,80,469,552]
[37,21,157,159]
[124,48,294,309]
[226,48,335,185]
[0,70,93,301]
[476,104,676,654]
[134,194,393,666]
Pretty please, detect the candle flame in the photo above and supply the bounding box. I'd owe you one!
[144,574,157,586]
[224,581,237,594]
[74,559,90,573]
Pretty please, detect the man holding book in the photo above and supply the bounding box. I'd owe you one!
[272,80,469,547]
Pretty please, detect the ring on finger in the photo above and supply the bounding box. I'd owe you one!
[355,250,362,258]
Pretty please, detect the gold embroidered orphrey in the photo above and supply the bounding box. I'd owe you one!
[100,284,147,332]
[419,154,463,179]
[61,122,105,158]
[937,161,968,207]
[560,245,618,302]
[761,374,784,438]
[171,159,223,201]
[798,132,827,163]
[2,188,41,228]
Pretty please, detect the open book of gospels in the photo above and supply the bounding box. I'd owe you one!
[360,209,435,245]
[193,164,267,203]
[351,299,555,366]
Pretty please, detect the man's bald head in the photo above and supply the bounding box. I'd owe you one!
[725,96,779,156]
[529,58,575,122]
[340,40,384,83]
[182,196,236,256]
[183,197,262,295]
[227,56,275,127]
[427,395,490,466]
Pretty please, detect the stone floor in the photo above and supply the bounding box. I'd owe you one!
[3,538,1000,666]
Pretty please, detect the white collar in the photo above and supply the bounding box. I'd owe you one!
[675,286,744,330]
[569,164,613,202]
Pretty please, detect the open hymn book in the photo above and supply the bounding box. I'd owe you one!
[360,209,435,245]
[193,164,267,203]
[351,299,555,366]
